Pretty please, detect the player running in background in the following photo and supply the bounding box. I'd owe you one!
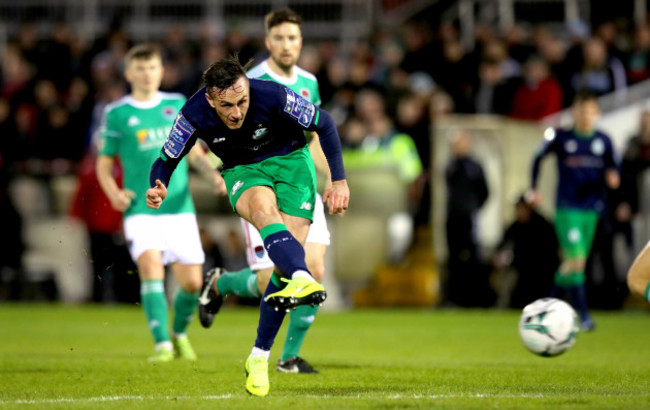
[528,91,619,331]
[145,56,349,396]
[198,7,330,374]
[97,44,224,362]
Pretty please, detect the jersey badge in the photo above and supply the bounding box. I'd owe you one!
[162,106,177,121]
[564,140,578,153]
[253,127,268,140]
[127,116,140,127]
[591,139,605,156]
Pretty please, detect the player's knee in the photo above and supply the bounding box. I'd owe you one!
[183,277,202,293]
[250,208,281,230]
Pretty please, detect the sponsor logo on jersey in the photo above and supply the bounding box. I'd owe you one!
[127,116,140,127]
[231,180,244,196]
[591,138,605,156]
[213,137,225,143]
[137,127,171,148]
[284,89,316,127]
[137,129,149,143]
[253,127,268,140]
[161,106,177,121]
[254,245,265,258]
[299,202,312,210]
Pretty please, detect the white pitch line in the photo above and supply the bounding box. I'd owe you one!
[2,392,647,405]
[0,395,232,405]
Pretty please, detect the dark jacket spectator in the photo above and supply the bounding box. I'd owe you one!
[493,196,559,308]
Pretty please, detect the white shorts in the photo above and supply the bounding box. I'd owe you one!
[241,193,330,271]
[123,213,205,266]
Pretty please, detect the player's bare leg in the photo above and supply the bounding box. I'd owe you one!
[627,243,650,302]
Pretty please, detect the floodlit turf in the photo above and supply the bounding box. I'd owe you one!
[0,304,649,409]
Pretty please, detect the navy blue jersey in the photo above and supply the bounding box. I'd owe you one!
[531,128,618,212]
[156,78,344,182]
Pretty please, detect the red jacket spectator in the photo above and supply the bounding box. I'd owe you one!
[509,58,563,121]
[70,153,122,233]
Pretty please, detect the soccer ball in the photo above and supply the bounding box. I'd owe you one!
[518,297,579,357]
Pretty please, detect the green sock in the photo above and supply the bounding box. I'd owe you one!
[216,267,261,298]
[645,282,650,303]
[281,304,319,362]
[140,280,169,343]
[173,288,199,335]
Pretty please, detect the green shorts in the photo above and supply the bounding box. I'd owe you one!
[221,145,317,221]
[554,208,600,259]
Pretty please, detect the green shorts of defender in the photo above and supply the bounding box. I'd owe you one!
[221,145,317,221]
[554,208,600,260]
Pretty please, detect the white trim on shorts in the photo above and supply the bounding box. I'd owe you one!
[123,213,205,266]
[241,193,330,271]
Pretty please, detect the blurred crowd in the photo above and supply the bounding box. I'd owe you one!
[4,18,650,171]
[2,15,650,304]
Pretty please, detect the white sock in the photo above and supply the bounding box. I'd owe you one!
[155,341,173,352]
[292,270,315,282]
[250,346,270,360]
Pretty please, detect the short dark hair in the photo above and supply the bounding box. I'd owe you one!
[202,55,253,97]
[573,90,599,105]
[125,44,160,65]
[264,8,302,34]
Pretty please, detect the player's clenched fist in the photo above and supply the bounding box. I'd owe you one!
[146,179,168,209]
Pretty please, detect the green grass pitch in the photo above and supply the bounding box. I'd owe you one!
[1,304,649,409]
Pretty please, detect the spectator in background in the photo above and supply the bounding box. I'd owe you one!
[509,57,563,121]
[535,31,573,107]
[504,24,536,64]
[396,92,431,227]
[594,21,626,64]
[569,37,627,100]
[342,114,422,185]
[617,109,650,244]
[433,39,473,113]
[69,151,138,304]
[482,38,522,79]
[493,195,559,308]
[0,99,25,301]
[626,25,650,85]
[472,59,517,115]
[444,129,491,307]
